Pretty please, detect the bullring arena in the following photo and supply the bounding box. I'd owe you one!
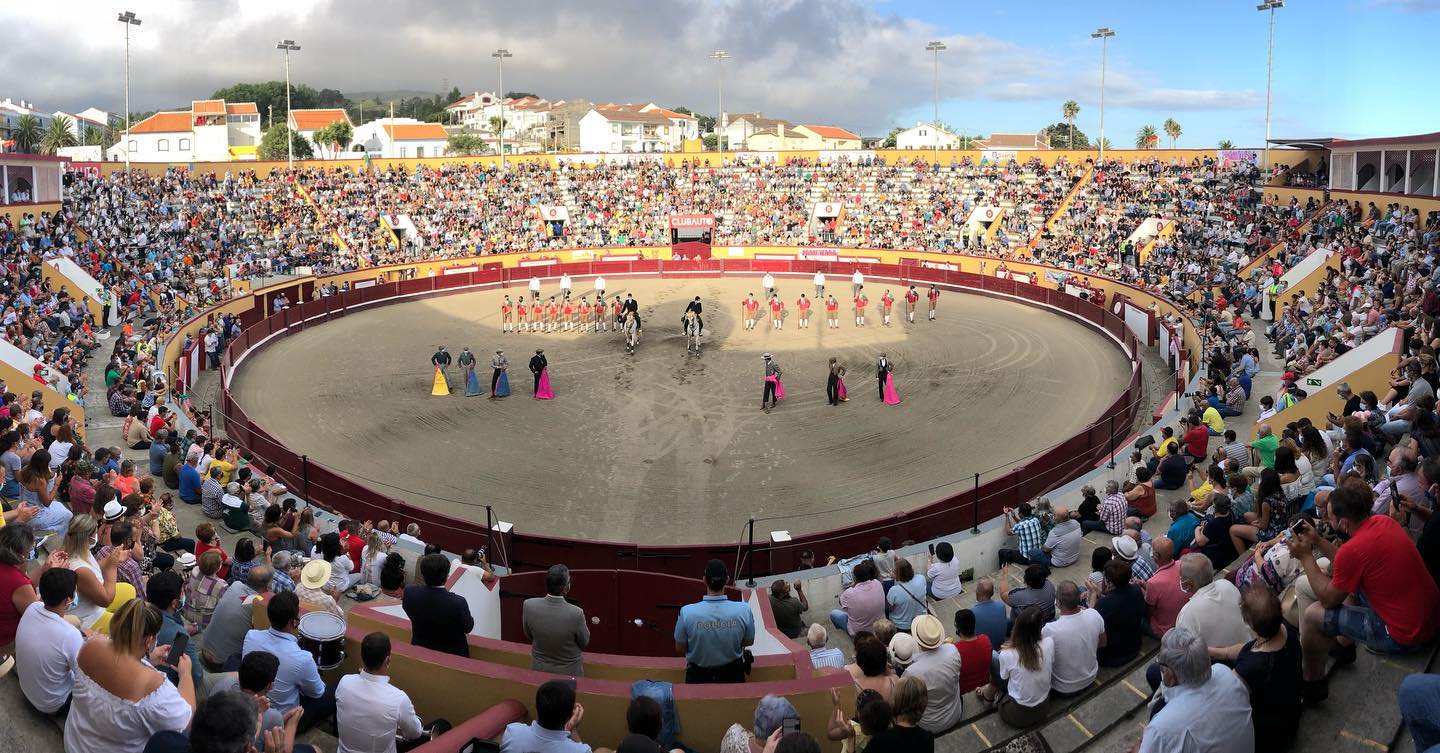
[6,18,1440,749]
[231,275,1133,543]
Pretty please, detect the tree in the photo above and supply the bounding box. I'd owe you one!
[696,114,716,135]
[1217,139,1235,149]
[212,81,319,125]
[1162,118,1182,149]
[1061,100,1081,149]
[957,133,981,150]
[702,134,719,150]
[488,115,508,136]
[315,88,347,108]
[1136,125,1158,149]
[882,126,901,148]
[447,133,487,156]
[504,91,538,99]
[39,116,77,155]
[1098,137,1113,151]
[103,123,123,150]
[1038,121,1089,150]
[82,126,104,146]
[12,114,42,153]
[257,125,314,161]
[312,121,354,159]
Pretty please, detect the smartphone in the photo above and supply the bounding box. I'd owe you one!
[927,543,936,556]
[1390,479,1400,501]
[1289,518,1311,537]
[782,717,801,735]
[167,632,188,667]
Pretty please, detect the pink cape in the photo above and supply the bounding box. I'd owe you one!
[766,374,785,400]
[882,371,901,405]
[837,377,848,401]
[535,367,554,400]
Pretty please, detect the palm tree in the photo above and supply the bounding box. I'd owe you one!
[1162,118,1182,149]
[1135,125,1158,150]
[1098,137,1113,151]
[1217,139,1235,149]
[39,117,76,156]
[82,126,104,146]
[12,114,42,153]
[1061,100,1081,149]
[102,123,123,150]
[488,115,508,137]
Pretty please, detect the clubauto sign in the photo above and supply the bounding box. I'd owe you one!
[668,214,715,230]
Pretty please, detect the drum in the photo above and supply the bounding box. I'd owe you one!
[297,612,347,670]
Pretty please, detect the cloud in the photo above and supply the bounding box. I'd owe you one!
[0,0,1262,135]
[1368,0,1440,10]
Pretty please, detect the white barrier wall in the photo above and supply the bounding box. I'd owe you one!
[0,336,71,395]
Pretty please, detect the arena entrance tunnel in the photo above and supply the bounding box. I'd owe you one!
[216,255,1150,581]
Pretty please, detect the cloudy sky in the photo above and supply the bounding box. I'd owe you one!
[7,0,1438,147]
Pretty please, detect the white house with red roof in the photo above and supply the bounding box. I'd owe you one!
[287,108,355,157]
[104,99,260,162]
[444,91,499,130]
[352,118,449,158]
[578,103,696,153]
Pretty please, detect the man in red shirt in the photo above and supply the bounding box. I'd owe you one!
[825,295,840,329]
[1292,479,1440,705]
[741,294,760,331]
[926,285,940,321]
[768,296,785,330]
[904,286,920,324]
[338,520,367,572]
[1180,416,1210,482]
[148,405,176,436]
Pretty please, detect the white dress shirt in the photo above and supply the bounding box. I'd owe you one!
[335,670,424,753]
[15,601,83,713]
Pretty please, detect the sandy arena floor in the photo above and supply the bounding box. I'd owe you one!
[230,277,1132,544]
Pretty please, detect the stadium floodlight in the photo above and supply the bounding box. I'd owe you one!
[925,41,946,161]
[710,50,731,159]
[492,49,514,170]
[277,40,301,171]
[1258,1,1283,170]
[117,11,141,173]
[1090,27,1116,162]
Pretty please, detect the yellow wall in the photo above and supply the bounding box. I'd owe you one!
[1266,186,1440,216]
[0,202,62,223]
[1255,334,1402,436]
[0,360,83,423]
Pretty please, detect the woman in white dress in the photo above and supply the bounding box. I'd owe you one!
[65,599,194,753]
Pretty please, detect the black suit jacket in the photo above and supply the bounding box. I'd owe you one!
[402,585,474,657]
[529,354,547,374]
[685,301,703,316]
[623,298,639,313]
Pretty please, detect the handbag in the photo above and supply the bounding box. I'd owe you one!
[893,578,934,616]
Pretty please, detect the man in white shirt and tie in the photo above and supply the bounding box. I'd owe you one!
[851,268,864,297]
[336,632,438,753]
[813,271,825,298]
[593,275,606,301]
[559,273,572,299]
[528,276,542,301]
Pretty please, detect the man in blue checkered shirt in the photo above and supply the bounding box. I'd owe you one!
[997,502,1046,567]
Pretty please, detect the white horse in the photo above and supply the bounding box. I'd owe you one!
[684,311,702,356]
[623,312,641,355]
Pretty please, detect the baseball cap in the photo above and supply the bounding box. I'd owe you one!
[703,559,727,581]
[1282,372,1296,381]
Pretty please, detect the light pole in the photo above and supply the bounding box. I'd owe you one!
[492,49,513,170]
[117,11,140,172]
[1091,27,1115,162]
[709,50,730,160]
[276,40,301,170]
[1258,0,1283,171]
[925,41,946,163]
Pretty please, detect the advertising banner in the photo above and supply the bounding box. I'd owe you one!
[668,214,715,229]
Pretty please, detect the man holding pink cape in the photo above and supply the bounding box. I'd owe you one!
[877,354,900,405]
[762,353,783,413]
[529,349,554,400]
